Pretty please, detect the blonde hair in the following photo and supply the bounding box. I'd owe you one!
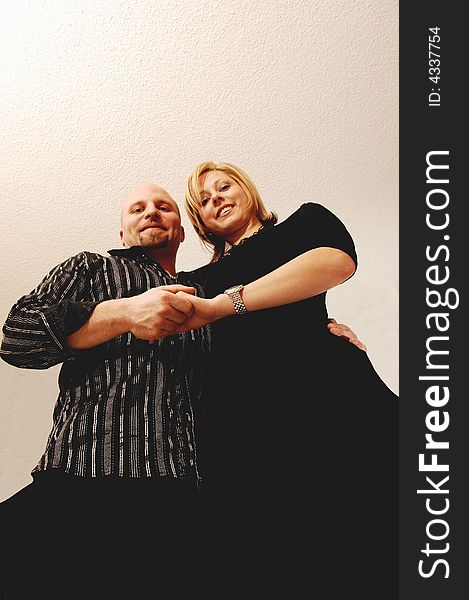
[184,162,277,262]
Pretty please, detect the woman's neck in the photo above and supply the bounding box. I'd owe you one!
[225,217,263,246]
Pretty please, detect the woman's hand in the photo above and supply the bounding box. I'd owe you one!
[147,291,234,341]
[327,318,367,352]
[170,292,220,333]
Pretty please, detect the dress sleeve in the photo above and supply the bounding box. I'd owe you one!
[293,203,358,273]
[0,252,100,369]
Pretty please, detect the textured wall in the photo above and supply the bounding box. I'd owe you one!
[0,0,398,500]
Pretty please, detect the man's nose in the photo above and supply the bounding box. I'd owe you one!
[145,204,162,219]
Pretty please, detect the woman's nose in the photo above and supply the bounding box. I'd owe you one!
[211,194,222,205]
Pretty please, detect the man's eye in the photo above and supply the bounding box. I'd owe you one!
[132,207,143,213]
[158,205,169,211]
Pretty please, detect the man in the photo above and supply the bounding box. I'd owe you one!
[1,182,363,599]
[1,184,210,599]
[2,184,209,483]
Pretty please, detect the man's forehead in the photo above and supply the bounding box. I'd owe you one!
[124,183,176,204]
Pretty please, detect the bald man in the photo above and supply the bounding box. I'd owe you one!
[0,182,363,599]
[3,184,208,482]
[0,183,211,598]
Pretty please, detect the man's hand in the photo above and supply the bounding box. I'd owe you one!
[327,318,367,352]
[126,285,195,340]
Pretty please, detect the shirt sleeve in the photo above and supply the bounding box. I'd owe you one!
[0,252,100,369]
[294,203,358,275]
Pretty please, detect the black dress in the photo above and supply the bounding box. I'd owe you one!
[186,203,398,597]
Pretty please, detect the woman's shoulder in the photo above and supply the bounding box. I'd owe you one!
[279,202,337,226]
[277,201,357,262]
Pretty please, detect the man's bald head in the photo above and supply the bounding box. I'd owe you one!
[119,183,184,258]
[120,183,181,225]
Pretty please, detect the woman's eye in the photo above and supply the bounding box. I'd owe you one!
[201,198,209,206]
[220,185,229,191]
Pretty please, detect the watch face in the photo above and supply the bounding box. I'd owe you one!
[226,285,242,294]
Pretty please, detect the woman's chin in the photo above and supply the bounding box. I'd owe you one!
[210,220,238,238]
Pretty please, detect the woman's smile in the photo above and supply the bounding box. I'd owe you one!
[217,204,235,219]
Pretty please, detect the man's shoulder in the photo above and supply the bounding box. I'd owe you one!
[54,251,124,275]
[76,250,137,265]
[47,250,104,270]
[67,250,109,267]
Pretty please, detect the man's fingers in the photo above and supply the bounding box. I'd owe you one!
[160,285,195,295]
[163,310,188,326]
[350,338,367,352]
[176,291,205,309]
[175,291,194,301]
[328,326,350,339]
[327,320,367,352]
[165,293,195,316]
[328,322,356,340]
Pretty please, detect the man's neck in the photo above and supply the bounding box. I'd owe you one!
[146,249,177,276]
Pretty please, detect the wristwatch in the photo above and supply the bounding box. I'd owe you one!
[223,284,247,315]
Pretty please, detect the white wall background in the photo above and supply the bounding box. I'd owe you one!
[0,0,398,501]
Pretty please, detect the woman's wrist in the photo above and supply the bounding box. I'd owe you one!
[212,293,237,320]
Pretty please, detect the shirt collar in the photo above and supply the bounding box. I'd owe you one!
[108,246,148,259]
[108,246,177,279]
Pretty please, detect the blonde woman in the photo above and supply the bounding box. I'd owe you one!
[179,162,398,598]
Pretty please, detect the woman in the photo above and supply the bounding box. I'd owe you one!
[180,162,398,597]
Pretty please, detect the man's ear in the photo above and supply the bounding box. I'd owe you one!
[119,229,125,246]
[180,226,185,243]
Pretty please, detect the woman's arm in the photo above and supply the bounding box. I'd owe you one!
[174,246,356,331]
[226,246,355,312]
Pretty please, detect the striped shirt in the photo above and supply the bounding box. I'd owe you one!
[0,248,210,484]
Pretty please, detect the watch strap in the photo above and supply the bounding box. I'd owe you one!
[224,285,247,315]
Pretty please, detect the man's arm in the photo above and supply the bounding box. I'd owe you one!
[66,285,195,349]
[1,253,98,369]
[0,251,196,368]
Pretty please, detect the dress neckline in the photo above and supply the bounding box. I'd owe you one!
[221,222,275,259]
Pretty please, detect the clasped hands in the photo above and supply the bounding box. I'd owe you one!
[126,286,366,351]
[126,285,221,343]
